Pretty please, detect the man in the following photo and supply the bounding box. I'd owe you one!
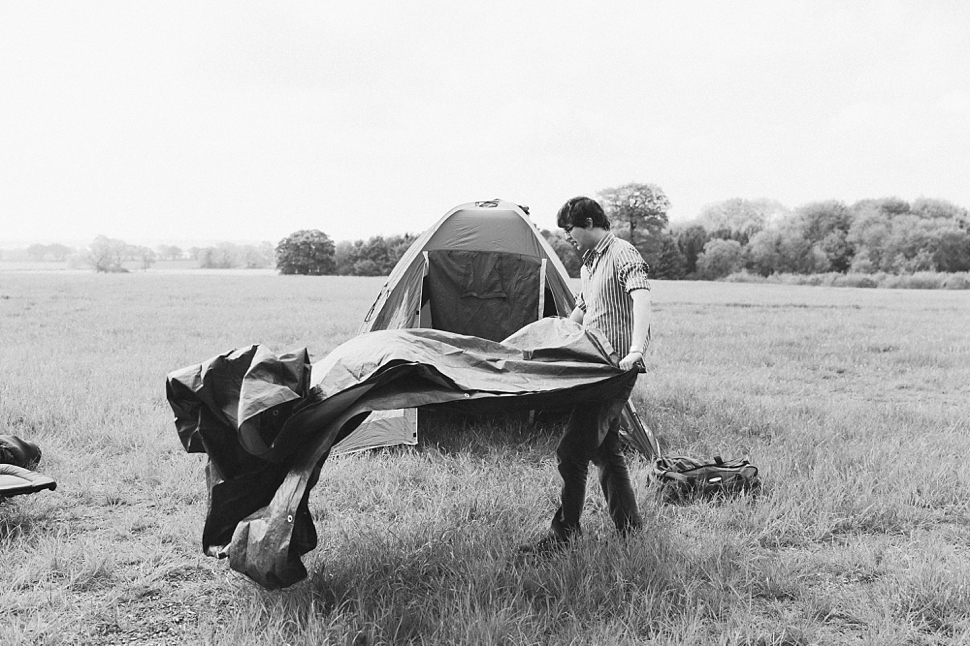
[523,195,651,554]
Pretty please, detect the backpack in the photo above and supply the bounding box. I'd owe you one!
[653,454,760,502]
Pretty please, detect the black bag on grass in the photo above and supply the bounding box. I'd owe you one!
[0,435,42,469]
[653,455,760,502]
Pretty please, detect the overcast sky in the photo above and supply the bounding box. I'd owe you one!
[2,1,968,247]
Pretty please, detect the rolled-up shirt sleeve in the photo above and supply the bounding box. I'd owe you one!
[617,250,650,293]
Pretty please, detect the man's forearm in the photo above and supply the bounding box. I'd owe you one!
[629,289,651,351]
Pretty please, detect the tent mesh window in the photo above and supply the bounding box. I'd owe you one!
[426,250,542,343]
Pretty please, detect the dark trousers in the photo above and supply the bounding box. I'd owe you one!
[549,391,643,540]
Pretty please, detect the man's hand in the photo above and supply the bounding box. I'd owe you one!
[619,351,645,372]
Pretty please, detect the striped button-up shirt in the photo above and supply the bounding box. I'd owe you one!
[575,233,651,358]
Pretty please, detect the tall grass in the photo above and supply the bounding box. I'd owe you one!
[2,273,969,644]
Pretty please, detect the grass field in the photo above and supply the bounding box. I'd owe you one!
[1,272,969,645]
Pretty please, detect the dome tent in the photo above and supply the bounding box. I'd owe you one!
[331,199,658,457]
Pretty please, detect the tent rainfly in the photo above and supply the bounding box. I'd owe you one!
[331,199,659,458]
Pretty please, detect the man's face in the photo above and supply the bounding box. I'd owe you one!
[564,220,594,254]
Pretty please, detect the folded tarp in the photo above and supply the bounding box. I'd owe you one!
[166,318,638,589]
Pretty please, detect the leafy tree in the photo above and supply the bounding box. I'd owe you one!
[598,183,671,269]
[276,230,335,275]
[86,236,128,273]
[368,234,417,275]
[911,198,969,221]
[847,206,892,272]
[746,226,830,276]
[598,182,671,240]
[817,229,854,273]
[387,234,417,265]
[334,240,356,276]
[132,246,157,271]
[842,197,970,273]
[884,216,934,272]
[156,244,184,261]
[47,243,74,261]
[356,238,387,275]
[789,200,854,272]
[910,199,970,271]
[673,224,709,276]
[122,244,142,263]
[352,258,382,276]
[846,203,924,273]
[26,244,48,261]
[240,242,275,268]
[851,197,910,217]
[888,216,970,273]
[332,234,417,276]
[745,229,783,276]
[695,239,743,279]
[198,243,240,269]
[697,198,788,244]
[258,241,276,266]
[741,200,853,275]
[927,226,970,272]
[344,238,386,276]
[651,233,687,280]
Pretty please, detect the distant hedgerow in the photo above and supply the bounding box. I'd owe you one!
[720,271,970,290]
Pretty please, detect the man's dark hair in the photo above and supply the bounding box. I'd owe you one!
[556,196,610,230]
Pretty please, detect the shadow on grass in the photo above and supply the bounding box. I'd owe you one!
[297,514,710,645]
[415,407,651,460]
[414,408,566,458]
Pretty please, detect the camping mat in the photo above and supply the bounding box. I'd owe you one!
[166,317,638,589]
[0,464,57,499]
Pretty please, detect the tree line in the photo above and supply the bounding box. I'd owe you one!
[12,188,969,281]
[540,188,970,280]
[5,238,280,272]
[277,187,969,282]
[9,232,421,275]
[669,196,970,280]
[275,231,418,276]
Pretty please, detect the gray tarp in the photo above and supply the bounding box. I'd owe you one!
[166,318,638,589]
